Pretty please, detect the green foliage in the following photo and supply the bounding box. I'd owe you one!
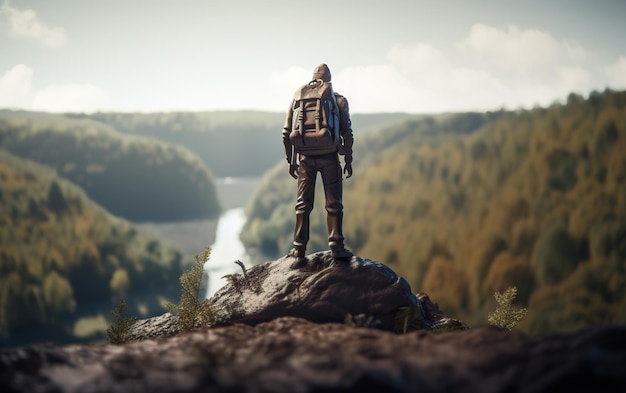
[487,287,527,330]
[0,149,190,345]
[47,181,69,212]
[167,247,214,333]
[394,306,425,334]
[531,223,582,285]
[43,271,76,316]
[0,110,220,222]
[106,300,137,345]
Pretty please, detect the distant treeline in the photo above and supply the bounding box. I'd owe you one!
[242,89,626,335]
[0,111,220,222]
[0,149,191,347]
[71,111,418,177]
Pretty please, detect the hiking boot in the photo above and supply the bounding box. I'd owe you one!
[331,248,354,259]
[287,248,307,269]
[287,248,305,259]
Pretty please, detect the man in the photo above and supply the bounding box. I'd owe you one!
[282,63,354,260]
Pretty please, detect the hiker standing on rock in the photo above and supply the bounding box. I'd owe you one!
[282,63,354,260]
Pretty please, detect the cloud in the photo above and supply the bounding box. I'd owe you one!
[335,64,420,112]
[557,66,591,94]
[33,84,110,113]
[269,66,310,91]
[331,44,511,113]
[0,64,33,108]
[458,24,602,106]
[387,43,506,99]
[0,64,109,112]
[1,0,67,47]
[267,64,424,113]
[607,56,626,89]
[459,24,561,72]
[267,66,311,110]
[330,25,601,113]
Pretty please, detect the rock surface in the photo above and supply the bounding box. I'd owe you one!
[126,251,467,341]
[209,251,420,330]
[2,317,626,393]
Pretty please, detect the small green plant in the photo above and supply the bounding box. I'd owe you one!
[394,306,425,334]
[106,299,137,344]
[487,286,527,330]
[221,259,253,293]
[166,247,215,333]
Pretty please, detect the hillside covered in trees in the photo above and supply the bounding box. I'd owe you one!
[0,111,220,222]
[242,89,626,335]
[73,111,418,177]
[0,149,191,347]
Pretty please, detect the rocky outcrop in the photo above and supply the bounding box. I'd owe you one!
[208,251,422,330]
[2,317,626,393]
[127,251,466,341]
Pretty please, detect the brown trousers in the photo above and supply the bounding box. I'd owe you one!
[293,153,345,252]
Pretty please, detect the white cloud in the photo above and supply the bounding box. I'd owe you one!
[269,66,310,92]
[459,24,561,72]
[269,23,607,114]
[563,40,593,63]
[0,64,109,112]
[387,43,504,93]
[557,66,591,94]
[0,64,33,108]
[607,56,626,89]
[388,43,449,76]
[330,25,603,113]
[335,64,419,112]
[267,63,428,113]
[266,66,311,110]
[266,47,513,114]
[33,84,110,113]
[1,0,67,47]
[336,44,511,113]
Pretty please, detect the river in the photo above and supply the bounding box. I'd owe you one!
[136,176,265,298]
[205,176,268,297]
[203,207,248,298]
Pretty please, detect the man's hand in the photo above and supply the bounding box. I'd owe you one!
[343,163,353,179]
[288,163,299,179]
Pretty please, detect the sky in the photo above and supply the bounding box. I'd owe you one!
[0,0,625,114]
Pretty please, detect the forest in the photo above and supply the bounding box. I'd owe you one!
[0,110,220,222]
[0,149,191,347]
[242,89,626,334]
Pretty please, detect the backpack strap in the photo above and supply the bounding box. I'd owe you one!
[293,99,306,146]
[315,97,321,133]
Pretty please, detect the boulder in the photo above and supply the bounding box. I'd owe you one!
[209,251,425,331]
[126,251,467,341]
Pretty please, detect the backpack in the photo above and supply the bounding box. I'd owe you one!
[288,79,340,155]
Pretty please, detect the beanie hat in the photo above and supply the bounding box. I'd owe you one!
[312,63,331,82]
